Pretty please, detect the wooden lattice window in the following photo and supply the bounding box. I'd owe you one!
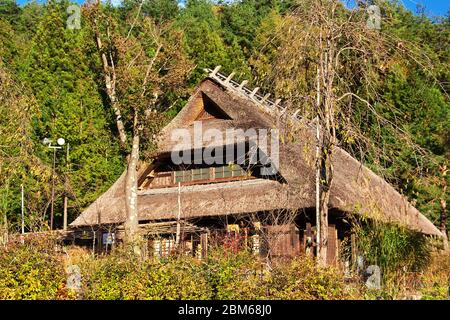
[214,164,246,179]
[175,168,210,183]
[143,163,252,189]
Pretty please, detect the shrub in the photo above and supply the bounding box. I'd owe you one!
[80,246,360,300]
[204,246,361,300]
[0,236,67,300]
[143,258,212,300]
[80,251,212,300]
[204,247,269,299]
[1,235,442,300]
[268,257,360,300]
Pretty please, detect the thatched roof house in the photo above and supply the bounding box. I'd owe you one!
[69,67,442,263]
[71,68,440,237]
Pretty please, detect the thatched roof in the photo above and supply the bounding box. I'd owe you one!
[71,71,442,237]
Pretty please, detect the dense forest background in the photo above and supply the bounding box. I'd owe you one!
[0,0,448,235]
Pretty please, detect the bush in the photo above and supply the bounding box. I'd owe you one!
[204,247,269,299]
[268,257,360,300]
[80,251,212,300]
[3,236,445,300]
[204,247,361,300]
[0,236,67,300]
[79,246,360,300]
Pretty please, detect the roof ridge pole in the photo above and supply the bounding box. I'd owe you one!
[224,72,235,85]
[239,80,248,89]
[274,99,282,107]
[210,65,222,78]
[249,87,260,98]
[261,93,271,103]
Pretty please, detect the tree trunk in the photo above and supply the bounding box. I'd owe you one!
[317,31,337,266]
[124,133,140,243]
[318,150,333,266]
[315,65,322,264]
[93,15,127,148]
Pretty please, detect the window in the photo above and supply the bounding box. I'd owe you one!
[215,164,246,179]
[175,168,210,183]
[144,164,251,189]
[174,170,185,183]
[193,168,210,181]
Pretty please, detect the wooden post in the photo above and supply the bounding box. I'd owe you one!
[326,225,338,266]
[176,182,181,247]
[63,197,68,231]
[290,224,300,256]
[200,233,208,259]
[96,230,103,253]
[92,230,96,256]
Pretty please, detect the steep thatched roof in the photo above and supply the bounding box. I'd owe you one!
[71,71,442,237]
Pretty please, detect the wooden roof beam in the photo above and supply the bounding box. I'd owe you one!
[250,87,260,98]
[210,66,222,77]
[274,99,282,107]
[239,80,248,89]
[224,72,236,85]
[261,93,271,103]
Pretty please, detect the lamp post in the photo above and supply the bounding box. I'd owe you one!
[63,142,70,231]
[44,138,66,230]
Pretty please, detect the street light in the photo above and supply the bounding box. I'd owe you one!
[44,138,66,231]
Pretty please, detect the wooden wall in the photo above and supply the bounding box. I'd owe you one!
[265,224,301,257]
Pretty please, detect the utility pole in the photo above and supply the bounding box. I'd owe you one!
[50,147,57,230]
[63,143,70,231]
[44,138,65,230]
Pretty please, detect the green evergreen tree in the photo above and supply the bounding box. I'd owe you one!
[122,0,179,23]
[22,0,123,228]
[176,0,248,83]
[219,0,277,57]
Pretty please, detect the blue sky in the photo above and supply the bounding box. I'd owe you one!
[15,0,450,17]
[343,0,449,17]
